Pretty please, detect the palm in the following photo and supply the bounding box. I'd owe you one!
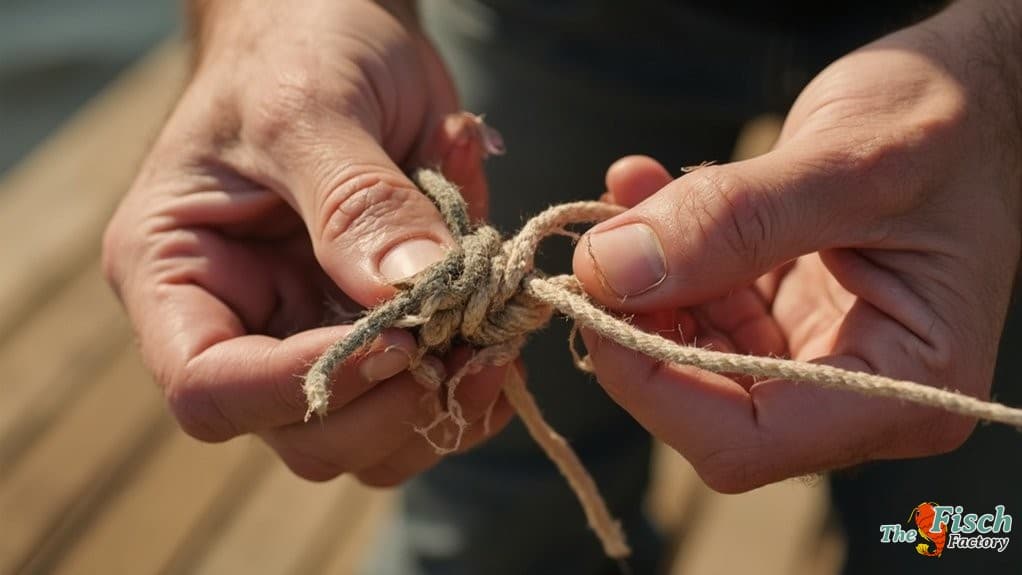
[771,254,853,363]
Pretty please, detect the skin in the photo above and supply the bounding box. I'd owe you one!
[103,0,514,486]
[572,0,1022,492]
[105,0,1021,492]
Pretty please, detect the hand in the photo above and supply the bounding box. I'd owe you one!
[572,1,1022,492]
[103,0,514,486]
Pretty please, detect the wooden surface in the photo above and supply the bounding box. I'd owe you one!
[0,41,844,575]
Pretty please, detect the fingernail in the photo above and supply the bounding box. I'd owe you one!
[586,222,666,297]
[360,347,411,382]
[380,238,447,283]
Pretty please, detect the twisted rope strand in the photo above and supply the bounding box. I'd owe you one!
[528,275,1022,428]
[501,366,630,558]
[303,169,1022,561]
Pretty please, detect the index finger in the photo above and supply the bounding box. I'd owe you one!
[580,323,970,493]
[119,246,416,442]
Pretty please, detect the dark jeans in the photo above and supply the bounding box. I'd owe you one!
[363,2,1022,573]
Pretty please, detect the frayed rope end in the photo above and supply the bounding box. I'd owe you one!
[302,371,331,422]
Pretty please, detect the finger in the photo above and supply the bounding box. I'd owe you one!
[177,324,417,441]
[582,309,972,494]
[582,325,840,493]
[405,36,491,218]
[355,396,515,487]
[695,287,788,357]
[604,155,673,207]
[630,307,699,344]
[280,123,457,306]
[262,361,515,481]
[580,326,756,478]
[112,225,419,442]
[354,360,522,487]
[166,317,416,443]
[573,148,886,311]
[261,370,434,481]
[439,350,518,421]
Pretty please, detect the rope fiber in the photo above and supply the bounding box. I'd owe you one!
[303,169,1022,560]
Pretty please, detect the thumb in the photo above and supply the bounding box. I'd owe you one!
[573,149,874,311]
[289,119,484,307]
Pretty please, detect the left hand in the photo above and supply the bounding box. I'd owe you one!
[102,0,513,487]
[572,0,1022,492]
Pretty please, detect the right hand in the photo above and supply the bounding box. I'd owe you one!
[571,0,1022,493]
[103,0,514,486]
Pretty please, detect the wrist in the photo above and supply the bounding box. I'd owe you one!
[929,0,1022,118]
[916,0,1022,218]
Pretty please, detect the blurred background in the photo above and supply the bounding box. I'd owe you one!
[0,0,177,173]
[0,1,1018,574]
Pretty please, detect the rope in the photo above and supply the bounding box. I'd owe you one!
[303,169,1022,560]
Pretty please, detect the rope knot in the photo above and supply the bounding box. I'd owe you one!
[302,169,626,421]
[300,168,1022,564]
[393,217,553,355]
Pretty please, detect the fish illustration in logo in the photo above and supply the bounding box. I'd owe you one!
[910,502,948,557]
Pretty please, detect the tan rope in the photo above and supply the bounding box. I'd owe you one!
[303,169,1022,561]
[528,275,1022,428]
[501,365,630,558]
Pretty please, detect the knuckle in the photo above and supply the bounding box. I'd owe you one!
[264,344,311,415]
[318,171,424,247]
[909,330,955,381]
[164,378,238,443]
[687,167,776,272]
[101,206,147,296]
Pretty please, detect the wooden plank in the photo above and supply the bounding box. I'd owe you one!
[183,464,392,575]
[795,524,846,575]
[0,40,187,342]
[184,460,346,574]
[669,478,829,575]
[47,431,269,575]
[646,443,706,536]
[646,443,711,570]
[318,486,397,575]
[0,264,128,467]
[0,348,164,574]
